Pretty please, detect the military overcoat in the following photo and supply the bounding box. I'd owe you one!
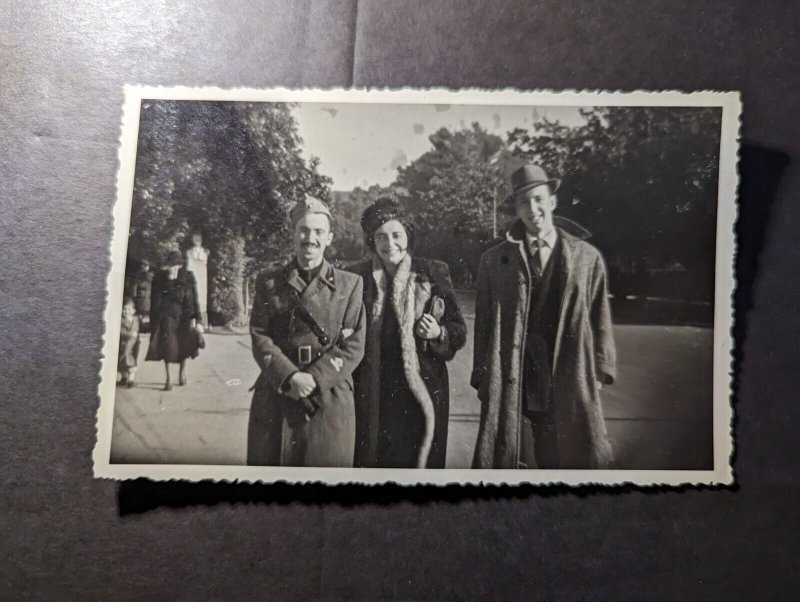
[247,259,366,467]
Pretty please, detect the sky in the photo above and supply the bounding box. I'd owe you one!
[292,103,590,191]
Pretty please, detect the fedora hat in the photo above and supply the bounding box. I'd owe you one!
[503,164,560,207]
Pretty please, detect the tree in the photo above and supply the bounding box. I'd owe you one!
[508,106,722,301]
[128,100,331,325]
[395,124,520,286]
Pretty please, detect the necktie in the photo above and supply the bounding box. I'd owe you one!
[531,239,543,276]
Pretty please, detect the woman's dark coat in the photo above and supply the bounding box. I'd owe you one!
[349,255,467,468]
[471,220,617,469]
[145,268,201,363]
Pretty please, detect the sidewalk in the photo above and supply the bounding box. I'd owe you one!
[110,326,482,467]
[110,332,259,465]
[110,321,713,469]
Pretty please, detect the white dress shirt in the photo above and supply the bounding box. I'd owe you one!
[524,227,558,273]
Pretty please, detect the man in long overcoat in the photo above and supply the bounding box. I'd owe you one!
[471,165,616,469]
[247,198,366,467]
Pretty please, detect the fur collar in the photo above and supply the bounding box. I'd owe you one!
[368,253,436,468]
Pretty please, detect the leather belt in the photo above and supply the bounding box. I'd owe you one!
[296,344,325,367]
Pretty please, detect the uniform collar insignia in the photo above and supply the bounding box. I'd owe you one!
[321,260,336,290]
[284,258,336,292]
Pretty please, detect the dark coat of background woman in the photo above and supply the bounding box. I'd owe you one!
[145,268,201,364]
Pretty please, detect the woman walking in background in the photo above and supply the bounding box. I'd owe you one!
[350,198,467,468]
[145,251,203,391]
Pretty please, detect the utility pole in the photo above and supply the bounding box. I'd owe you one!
[492,192,497,240]
[489,148,503,241]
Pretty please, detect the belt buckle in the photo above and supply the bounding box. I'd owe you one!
[298,345,312,366]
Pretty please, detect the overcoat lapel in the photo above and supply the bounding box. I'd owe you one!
[285,264,306,295]
[551,232,576,375]
[301,260,336,302]
[284,259,337,301]
[507,221,533,284]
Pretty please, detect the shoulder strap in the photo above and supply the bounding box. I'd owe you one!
[288,288,330,346]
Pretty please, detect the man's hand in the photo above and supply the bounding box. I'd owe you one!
[416,314,442,340]
[287,372,317,399]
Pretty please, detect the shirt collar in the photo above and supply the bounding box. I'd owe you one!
[286,258,335,292]
[525,227,558,249]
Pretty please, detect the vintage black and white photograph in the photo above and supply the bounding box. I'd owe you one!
[94,87,739,486]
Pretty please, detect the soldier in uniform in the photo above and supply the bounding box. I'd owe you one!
[247,197,367,467]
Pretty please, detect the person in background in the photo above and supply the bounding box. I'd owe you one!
[145,251,203,391]
[131,259,154,330]
[350,197,467,469]
[471,164,616,469]
[118,297,140,388]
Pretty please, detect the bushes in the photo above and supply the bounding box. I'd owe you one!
[209,236,246,326]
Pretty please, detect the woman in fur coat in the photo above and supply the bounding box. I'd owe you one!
[349,198,467,469]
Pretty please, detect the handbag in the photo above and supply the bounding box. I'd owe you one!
[430,295,445,320]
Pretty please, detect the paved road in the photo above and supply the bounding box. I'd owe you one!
[111,293,712,469]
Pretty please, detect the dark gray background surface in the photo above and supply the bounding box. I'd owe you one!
[1,1,798,598]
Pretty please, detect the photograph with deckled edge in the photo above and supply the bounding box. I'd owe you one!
[93,87,739,487]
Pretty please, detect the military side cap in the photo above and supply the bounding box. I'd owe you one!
[290,196,333,224]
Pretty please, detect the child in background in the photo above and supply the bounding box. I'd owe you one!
[118,297,140,388]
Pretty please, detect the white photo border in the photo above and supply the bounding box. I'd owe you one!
[94,86,740,487]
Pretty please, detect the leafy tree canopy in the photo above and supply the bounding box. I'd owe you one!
[386,107,721,296]
[128,100,331,323]
[128,100,331,269]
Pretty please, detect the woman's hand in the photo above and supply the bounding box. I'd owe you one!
[416,314,442,340]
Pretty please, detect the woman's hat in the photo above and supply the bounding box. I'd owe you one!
[163,251,184,268]
[360,197,407,235]
[503,164,561,209]
[360,196,415,252]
